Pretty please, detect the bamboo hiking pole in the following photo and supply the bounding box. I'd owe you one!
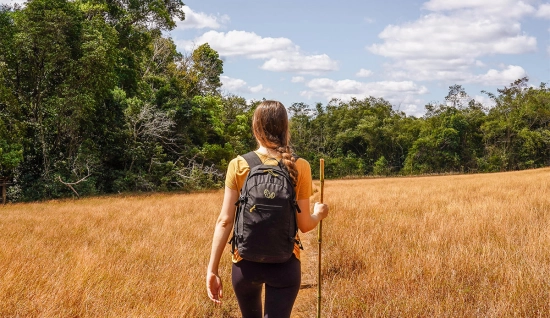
[317,159,324,318]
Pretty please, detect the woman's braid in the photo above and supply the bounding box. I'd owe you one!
[277,145,298,186]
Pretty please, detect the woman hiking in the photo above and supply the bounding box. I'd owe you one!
[206,100,329,318]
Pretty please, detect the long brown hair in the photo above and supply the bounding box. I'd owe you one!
[252,100,298,185]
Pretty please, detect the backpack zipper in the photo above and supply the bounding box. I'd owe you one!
[254,203,283,211]
[250,204,282,212]
[265,169,279,177]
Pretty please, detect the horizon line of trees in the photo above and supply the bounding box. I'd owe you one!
[291,78,550,179]
[1,0,550,202]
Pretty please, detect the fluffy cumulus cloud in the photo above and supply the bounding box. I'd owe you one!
[181,30,291,58]
[301,78,429,116]
[260,53,337,73]
[536,3,550,18]
[176,7,229,30]
[368,0,538,85]
[356,68,373,77]
[221,76,264,94]
[180,30,338,74]
[470,65,527,86]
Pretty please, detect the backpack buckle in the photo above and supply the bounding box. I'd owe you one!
[295,238,304,250]
[235,196,247,206]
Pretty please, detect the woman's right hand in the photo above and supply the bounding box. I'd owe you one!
[206,271,223,304]
[313,202,329,220]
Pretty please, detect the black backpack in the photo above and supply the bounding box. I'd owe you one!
[230,151,302,263]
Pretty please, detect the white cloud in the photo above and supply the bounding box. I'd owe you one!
[249,84,263,93]
[180,30,338,74]
[291,76,305,83]
[299,91,315,100]
[369,16,536,60]
[471,65,527,86]
[301,78,428,116]
[472,94,496,108]
[475,60,486,67]
[176,7,229,30]
[423,0,502,11]
[356,68,373,77]
[536,3,550,18]
[369,0,538,84]
[387,60,527,86]
[221,76,247,91]
[384,58,480,82]
[221,76,265,94]
[423,0,536,18]
[261,54,337,73]
[181,30,291,58]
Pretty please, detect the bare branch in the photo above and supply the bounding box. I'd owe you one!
[126,103,175,144]
[56,165,92,198]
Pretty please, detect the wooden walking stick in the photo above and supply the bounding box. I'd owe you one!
[317,159,324,318]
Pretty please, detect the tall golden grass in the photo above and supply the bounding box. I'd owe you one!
[310,168,550,317]
[0,192,239,317]
[0,168,549,317]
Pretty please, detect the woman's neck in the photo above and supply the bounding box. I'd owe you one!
[256,145,280,157]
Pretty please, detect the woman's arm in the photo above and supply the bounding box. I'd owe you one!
[293,158,328,233]
[296,199,329,233]
[206,186,239,303]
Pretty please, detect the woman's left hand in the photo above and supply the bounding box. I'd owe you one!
[206,271,223,304]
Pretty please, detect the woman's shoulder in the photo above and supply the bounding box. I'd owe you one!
[294,156,311,173]
[228,155,251,172]
[295,156,310,166]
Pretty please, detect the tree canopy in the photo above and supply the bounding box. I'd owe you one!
[1,0,549,202]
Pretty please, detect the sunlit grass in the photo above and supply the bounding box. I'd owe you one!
[307,168,550,317]
[0,192,239,317]
[1,168,549,317]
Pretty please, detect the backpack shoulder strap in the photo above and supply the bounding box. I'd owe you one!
[241,151,262,169]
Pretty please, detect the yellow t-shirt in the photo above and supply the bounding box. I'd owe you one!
[225,151,313,263]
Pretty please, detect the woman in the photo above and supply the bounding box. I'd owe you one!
[206,100,329,317]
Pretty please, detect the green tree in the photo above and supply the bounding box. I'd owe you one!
[191,43,224,95]
[404,85,486,174]
[373,155,390,176]
[0,0,121,198]
[480,78,550,171]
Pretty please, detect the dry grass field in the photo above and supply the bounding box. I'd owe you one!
[1,168,549,317]
[0,191,239,317]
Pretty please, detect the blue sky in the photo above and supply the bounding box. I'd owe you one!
[171,0,550,116]
[2,0,549,116]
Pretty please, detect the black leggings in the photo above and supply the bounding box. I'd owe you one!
[231,255,301,318]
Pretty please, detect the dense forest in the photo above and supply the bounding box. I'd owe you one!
[1,0,549,202]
